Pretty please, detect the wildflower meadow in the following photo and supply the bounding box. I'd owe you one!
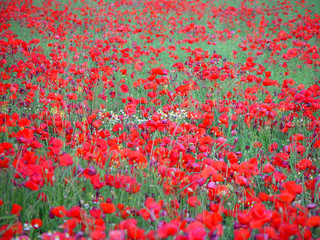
[0,0,320,239]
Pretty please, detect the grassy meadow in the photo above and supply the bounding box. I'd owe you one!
[0,0,320,239]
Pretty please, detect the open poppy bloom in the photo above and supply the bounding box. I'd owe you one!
[31,218,43,229]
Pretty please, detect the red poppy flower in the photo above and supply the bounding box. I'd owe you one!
[109,230,125,240]
[268,142,278,152]
[157,223,178,238]
[48,137,63,155]
[31,218,43,229]
[90,230,106,240]
[201,166,217,179]
[249,203,273,229]
[51,206,66,218]
[306,216,320,228]
[100,202,116,214]
[282,181,302,196]
[172,62,185,72]
[113,123,124,132]
[253,142,262,148]
[11,204,22,216]
[185,221,207,240]
[145,197,163,220]
[262,163,275,173]
[147,91,157,99]
[219,114,229,128]
[124,104,136,116]
[67,206,82,219]
[296,159,312,171]
[17,118,31,128]
[187,196,201,208]
[0,221,23,238]
[170,199,180,209]
[121,84,129,93]
[279,223,299,239]
[227,152,238,164]
[138,208,150,221]
[272,172,287,183]
[59,153,73,166]
[0,158,9,169]
[119,219,145,239]
[314,139,320,148]
[25,180,39,191]
[197,210,222,230]
[92,120,102,128]
[234,228,251,240]
[37,192,48,202]
[120,69,127,75]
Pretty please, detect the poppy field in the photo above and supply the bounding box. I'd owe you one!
[1,0,320,239]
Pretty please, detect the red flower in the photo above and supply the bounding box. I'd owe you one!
[185,221,207,240]
[268,142,278,152]
[11,204,22,216]
[120,69,127,75]
[121,84,129,93]
[145,197,163,220]
[59,153,73,166]
[172,62,185,72]
[147,91,157,99]
[31,218,43,229]
[0,221,23,238]
[38,192,48,202]
[90,175,105,189]
[48,137,63,155]
[219,114,229,128]
[25,180,39,191]
[118,219,145,240]
[138,208,150,221]
[90,230,106,240]
[227,152,238,164]
[196,210,222,230]
[157,223,178,238]
[124,104,136,116]
[0,158,9,169]
[249,203,273,229]
[187,196,201,208]
[201,166,217,179]
[306,216,320,228]
[92,120,102,128]
[258,192,269,202]
[66,206,82,219]
[313,139,320,148]
[253,142,262,148]
[234,228,251,240]
[279,223,299,239]
[18,118,31,128]
[113,123,124,132]
[51,206,66,218]
[100,202,116,214]
[282,181,302,196]
[262,163,275,173]
[109,230,125,240]
[296,159,312,170]
[272,172,287,183]
[259,227,278,239]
